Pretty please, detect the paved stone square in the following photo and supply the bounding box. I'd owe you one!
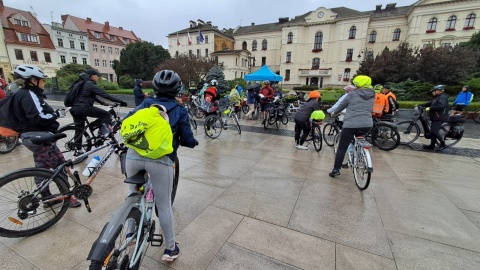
[0,103,480,270]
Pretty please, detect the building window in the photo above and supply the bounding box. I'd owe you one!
[56,31,61,35]
[312,58,320,69]
[252,40,257,51]
[349,26,356,39]
[346,49,353,61]
[14,19,21,25]
[95,59,99,67]
[20,34,38,43]
[60,55,66,64]
[427,17,438,32]
[80,35,84,39]
[93,44,97,52]
[110,35,116,41]
[189,50,192,57]
[197,49,201,57]
[344,68,351,81]
[205,35,209,43]
[446,15,457,30]
[261,57,266,66]
[30,51,38,61]
[82,57,87,64]
[369,30,377,43]
[285,69,290,81]
[102,60,107,67]
[101,45,105,53]
[313,31,323,51]
[57,38,63,47]
[123,38,129,44]
[392,28,401,41]
[72,56,77,64]
[287,32,293,43]
[110,61,114,67]
[464,13,476,29]
[205,48,208,56]
[242,41,247,50]
[22,20,29,27]
[236,58,238,66]
[20,34,28,41]
[80,42,85,50]
[286,52,291,63]
[44,52,51,63]
[14,49,23,60]
[70,40,75,49]
[261,39,267,50]
[108,47,112,54]
[94,31,101,38]
[115,48,119,55]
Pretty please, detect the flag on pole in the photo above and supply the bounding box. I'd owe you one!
[198,29,204,43]
[176,32,180,46]
[187,32,192,45]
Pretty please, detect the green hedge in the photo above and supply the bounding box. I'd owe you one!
[398,101,480,110]
[293,85,318,91]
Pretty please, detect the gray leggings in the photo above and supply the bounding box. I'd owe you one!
[126,157,176,248]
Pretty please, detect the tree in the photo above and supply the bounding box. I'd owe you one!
[119,41,170,80]
[157,54,218,87]
[112,60,121,80]
[56,63,94,78]
[205,65,229,93]
[460,32,480,51]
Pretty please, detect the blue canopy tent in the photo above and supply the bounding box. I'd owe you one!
[244,65,283,82]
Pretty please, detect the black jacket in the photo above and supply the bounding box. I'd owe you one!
[294,98,321,122]
[423,92,449,121]
[0,87,59,133]
[133,79,145,106]
[72,73,123,107]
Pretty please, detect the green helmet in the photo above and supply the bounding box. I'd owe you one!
[310,110,325,121]
[373,84,383,93]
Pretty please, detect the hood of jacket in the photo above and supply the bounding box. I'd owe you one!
[79,72,95,83]
[356,88,375,100]
[135,79,143,87]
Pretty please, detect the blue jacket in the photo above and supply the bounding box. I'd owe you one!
[125,96,197,161]
[453,91,473,106]
[133,79,145,106]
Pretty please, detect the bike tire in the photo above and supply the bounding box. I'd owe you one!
[371,122,400,151]
[353,148,371,190]
[97,208,142,270]
[0,169,70,238]
[264,113,270,130]
[233,114,241,134]
[241,104,249,114]
[194,107,204,118]
[268,111,276,125]
[204,115,222,139]
[439,123,462,148]
[473,109,480,123]
[323,123,339,147]
[395,121,420,145]
[171,157,180,205]
[57,126,92,164]
[333,133,340,154]
[313,125,323,152]
[281,112,289,125]
[190,117,197,130]
[0,135,19,154]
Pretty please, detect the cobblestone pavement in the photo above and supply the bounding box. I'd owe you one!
[1,102,479,269]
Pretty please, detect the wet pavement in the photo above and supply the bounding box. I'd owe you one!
[0,102,479,269]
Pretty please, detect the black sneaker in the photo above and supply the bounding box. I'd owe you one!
[422,144,435,150]
[329,169,341,177]
[436,145,447,151]
[162,243,180,262]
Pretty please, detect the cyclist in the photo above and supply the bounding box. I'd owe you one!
[327,84,356,115]
[69,69,127,153]
[294,91,322,150]
[372,84,387,118]
[203,80,221,134]
[124,70,198,262]
[0,64,81,207]
[259,80,274,124]
[382,84,399,117]
[422,85,449,151]
[329,75,375,177]
[450,85,473,116]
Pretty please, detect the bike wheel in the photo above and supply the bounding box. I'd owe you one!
[57,126,92,164]
[281,112,289,125]
[189,117,197,130]
[233,114,241,134]
[194,106,204,118]
[312,125,323,152]
[333,133,340,154]
[439,123,462,148]
[323,123,339,147]
[353,148,371,190]
[268,111,276,125]
[242,104,249,114]
[97,208,142,270]
[0,169,70,238]
[395,121,420,145]
[171,157,179,205]
[473,109,480,123]
[204,115,222,139]
[264,112,270,130]
[0,135,19,154]
[371,123,400,151]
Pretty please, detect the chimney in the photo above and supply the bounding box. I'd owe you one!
[104,21,110,29]
[189,20,196,28]
[197,19,205,27]
[278,17,289,23]
[251,22,255,26]
[385,3,396,10]
[61,15,67,25]
[206,21,212,26]
[86,17,92,23]
[119,26,123,30]
[375,4,382,11]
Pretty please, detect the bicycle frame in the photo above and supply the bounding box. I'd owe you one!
[352,136,373,171]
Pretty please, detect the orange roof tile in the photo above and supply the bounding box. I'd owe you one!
[63,15,139,41]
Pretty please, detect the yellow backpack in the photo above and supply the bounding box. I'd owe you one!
[121,105,173,159]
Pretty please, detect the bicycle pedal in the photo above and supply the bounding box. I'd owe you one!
[150,233,163,246]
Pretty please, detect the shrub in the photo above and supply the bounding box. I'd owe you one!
[119,75,135,89]
[56,74,79,91]
[97,79,119,90]
[293,85,318,91]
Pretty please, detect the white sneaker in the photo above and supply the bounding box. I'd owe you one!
[297,145,308,150]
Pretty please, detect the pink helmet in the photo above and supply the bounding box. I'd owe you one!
[344,85,356,92]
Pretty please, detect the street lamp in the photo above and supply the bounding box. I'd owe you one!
[247,55,256,73]
[357,48,373,61]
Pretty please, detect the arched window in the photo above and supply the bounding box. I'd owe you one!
[252,40,257,51]
[287,32,293,43]
[427,17,438,31]
[446,15,457,30]
[313,31,323,50]
[262,39,267,50]
[464,13,476,28]
[369,30,377,43]
[242,41,247,50]
[349,26,356,39]
[312,58,320,69]
[392,28,401,41]
[222,42,227,50]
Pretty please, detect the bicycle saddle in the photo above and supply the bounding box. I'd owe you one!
[21,132,67,145]
[124,170,147,185]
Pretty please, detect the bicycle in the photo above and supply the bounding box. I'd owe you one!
[87,170,164,269]
[57,104,122,164]
[204,103,241,139]
[183,102,197,130]
[304,119,323,152]
[189,95,204,118]
[473,108,480,123]
[333,132,373,190]
[264,98,288,130]
[0,128,19,154]
[395,106,464,148]
[322,115,343,147]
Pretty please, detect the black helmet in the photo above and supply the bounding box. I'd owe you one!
[430,85,445,92]
[153,70,182,98]
[463,85,469,90]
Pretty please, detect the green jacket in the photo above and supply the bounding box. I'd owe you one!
[229,88,241,106]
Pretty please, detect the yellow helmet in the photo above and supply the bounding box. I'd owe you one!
[310,110,325,121]
[352,75,372,89]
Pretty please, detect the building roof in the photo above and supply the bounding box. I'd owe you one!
[61,14,139,44]
[365,4,412,19]
[168,23,234,39]
[0,5,55,49]
[210,49,248,55]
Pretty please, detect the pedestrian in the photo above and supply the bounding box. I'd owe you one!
[133,79,147,106]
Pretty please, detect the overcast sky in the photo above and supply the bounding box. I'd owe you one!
[6,0,415,48]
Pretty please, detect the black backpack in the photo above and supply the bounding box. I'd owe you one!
[64,79,85,107]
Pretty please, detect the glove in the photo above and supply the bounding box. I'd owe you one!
[425,107,430,112]
[54,109,60,118]
[120,101,128,107]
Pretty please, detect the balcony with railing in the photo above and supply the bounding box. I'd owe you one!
[299,68,331,77]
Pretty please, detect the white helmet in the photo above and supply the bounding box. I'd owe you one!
[210,79,218,86]
[14,64,48,80]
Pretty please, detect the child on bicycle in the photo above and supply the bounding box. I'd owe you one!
[294,91,322,150]
[123,70,198,262]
